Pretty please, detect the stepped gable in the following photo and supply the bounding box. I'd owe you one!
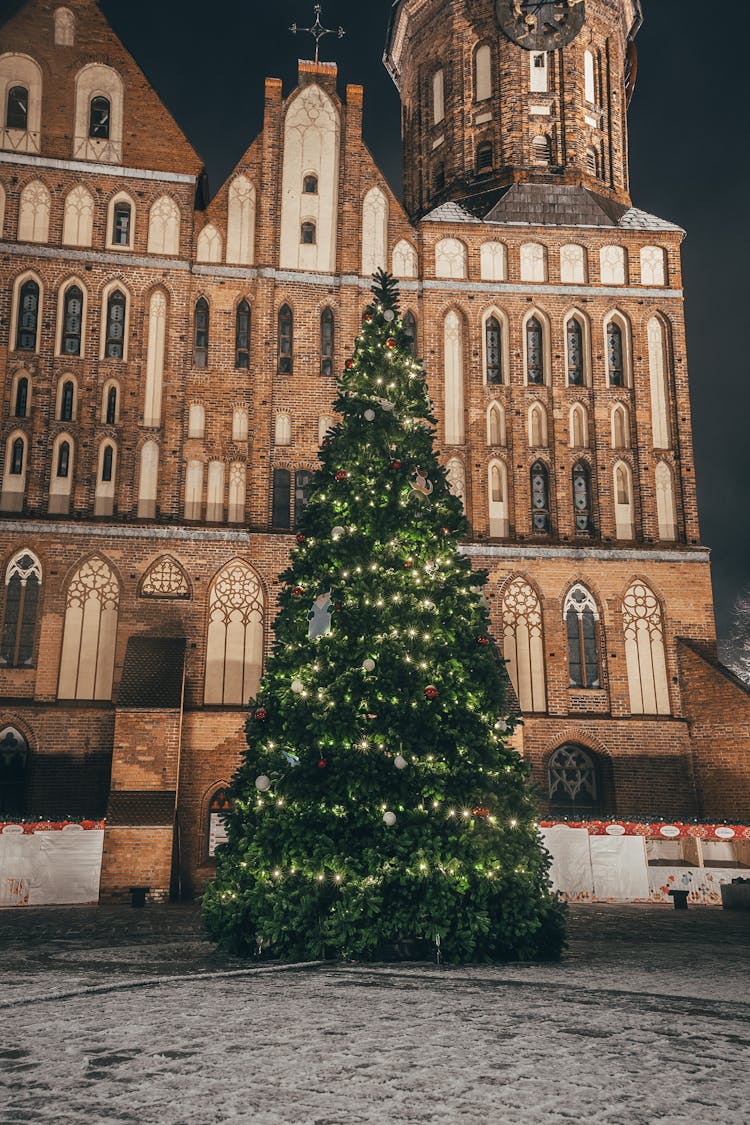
[0,0,203,176]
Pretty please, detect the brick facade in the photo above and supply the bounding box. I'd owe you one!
[0,0,747,901]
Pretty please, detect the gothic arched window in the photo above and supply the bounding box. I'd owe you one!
[572,461,592,534]
[567,318,584,385]
[204,560,264,706]
[56,440,71,479]
[0,726,29,816]
[548,744,599,810]
[105,384,118,425]
[59,379,75,422]
[501,576,546,712]
[272,468,291,529]
[564,584,600,689]
[10,438,25,476]
[485,315,502,385]
[111,200,131,246]
[14,377,29,418]
[193,297,209,368]
[278,304,293,375]
[6,85,28,131]
[101,443,114,483]
[607,321,624,386]
[403,311,417,356]
[89,95,110,139]
[16,279,40,352]
[320,307,334,377]
[530,460,550,533]
[61,284,83,356]
[1,551,41,667]
[208,787,234,858]
[58,556,120,700]
[235,299,251,370]
[104,289,126,360]
[622,581,670,715]
[526,316,544,384]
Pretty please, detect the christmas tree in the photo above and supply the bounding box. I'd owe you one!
[203,272,565,963]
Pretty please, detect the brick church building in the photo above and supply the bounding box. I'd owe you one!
[0,0,748,901]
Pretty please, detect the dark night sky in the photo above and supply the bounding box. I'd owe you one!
[2,0,748,643]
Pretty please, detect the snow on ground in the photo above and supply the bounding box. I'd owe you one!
[1,905,749,1124]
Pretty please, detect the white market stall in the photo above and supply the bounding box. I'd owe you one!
[0,821,104,907]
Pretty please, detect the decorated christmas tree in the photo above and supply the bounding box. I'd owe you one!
[203,272,565,963]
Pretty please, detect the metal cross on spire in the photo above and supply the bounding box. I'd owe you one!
[290,4,345,65]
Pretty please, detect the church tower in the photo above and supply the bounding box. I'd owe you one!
[386,0,642,219]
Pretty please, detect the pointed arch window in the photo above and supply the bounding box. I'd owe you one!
[235,300,251,369]
[205,561,264,706]
[101,443,114,483]
[59,379,75,422]
[16,279,40,352]
[0,726,29,817]
[105,384,118,425]
[570,403,588,449]
[320,307,335,377]
[622,581,670,715]
[403,311,417,356]
[194,297,209,368]
[655,461,677,541]
[58,556,120,700]
[10,437,25,476]
[530,460,551,534]
[567,318,584,385]
[529,403,547,448]
[614,461,634,539]
[549,744,599,810]
[1,552,41,667]
[485,316,502,385]
[111,200,131,246]
[572,461,592,534]
[61,285,83,356]
[607,321,624,386]
[489,460,508,538]
[564,585,600,689]
[501,577,546,712]
[208,787,233,858]
[611,404,629,449]
[14,377,29,418]
[526,316,544,384]
[487,402,505,447]
[89,95,110,139]
[94,441,117,516]
[278,304,293,375]
[6,85,28,131]
[56,440,71,479]
[104,289,126,360]
[272,468,291,529]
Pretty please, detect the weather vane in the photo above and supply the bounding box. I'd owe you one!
[290,4,345,65]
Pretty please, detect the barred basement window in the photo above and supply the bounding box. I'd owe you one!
[14,377,28,418]
[526,316,544,384]
[235,299,251,369]
[1,552,41,667]
[485,315,502,385]
[320,307,334,377]
[530,460,550,533]
[303,174,318,194]
[278,304,293,375]
[112,201,131,246]
[607,321,624,386]
[548,744,598,809]
[301,221,316,245]
[272,468,291,529]
[476,141,493,173]
[564,585,600,689]
[193,298,209,368]
[89,95,110,139]
[103,290,125,360]
[16,280,39,351]
[61,285,83,356]
[403,311,417,356]
[567,318,583,385]
[6,85,28,131]
[572,461,592,534]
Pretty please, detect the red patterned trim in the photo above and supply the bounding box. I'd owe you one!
[540,819,750,840]
[0,820,106,834]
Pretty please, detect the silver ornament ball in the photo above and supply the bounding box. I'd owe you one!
[255,775,271,792]
[383,810,397,827]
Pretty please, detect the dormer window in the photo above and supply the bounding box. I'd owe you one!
[89,95,110,139]
[301,221,316,245]
[303,174,318,194]
[6,86,28,131]
[112,202,131,246]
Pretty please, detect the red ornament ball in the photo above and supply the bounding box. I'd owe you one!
[335,470,348,481]
[477,635,490,647]
[364,313,373,323]
[386,337,397,350]
[390,459,402,470]
[345,359,355,370]
[292,586,305,598]
[424,685,439,700]
[318,758,328,770]
[254,708,268,721]
[473,807,490,819]
[403,559,413,569]
[295,533,306,545]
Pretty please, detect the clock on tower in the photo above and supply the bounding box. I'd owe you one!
[495,0,586,51]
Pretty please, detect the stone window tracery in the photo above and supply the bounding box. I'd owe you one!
[204,561,264,706]
[63,185,94,247]
[18,180,50,243]
[549,744,598,808]
[147,196,180,256]
[640,246,666,287]
[435,238,467,280]
[361,187,388,277]
[480,242,506,282]
[58,556,120,700]
[564,585,600,689]
[600,245,627,285]
[54,8,75,46]
[622,581,670,715]
[1,551,41,667]
[445,457,465,511]
[501,577,546,712]
[196,223,222,264]
[227,175,256,265]
[560,244,587,285]
[0,726,29,816]
[392,239,418,279]
[520,243,547,283]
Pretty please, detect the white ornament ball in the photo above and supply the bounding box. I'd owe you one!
[255,775,271,792]
[291,679,304,694]
[384,310,395,323]
[362,658,376,672]
[364,409,376,422]
[383,810,397,827]
[394,754,407,770]
[495,719,509,733]
[331,526,345,541]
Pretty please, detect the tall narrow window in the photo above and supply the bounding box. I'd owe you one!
[112,200,131,246]
[94,439,117,518]
[278,304,293,375]
[320,307,334,377]
[528,403,547,448]
[564,585,601,689]
[476,141,493,173]
[485,316,502,384]
[58,556,120,701]
[235,300,251,369]
[655,461,677,541]
[61,285,83,356]
[474,43,492,102]
[272,468,291,529]
[16,280,39,351]
[10,438,25,476]
[611,404,629,449]
[49,435,73,514]
[647,316,670,449]
[622,581,670,715]
[443,311,464,446]
[56,440,71,478]
[570,404,588,449]
[1,552,41,667]
[585,148,598,176]
[138,441,159,519]
[101,443,114,482]
[584,50,596,105]
[0,725,27,816]
[295,470,312,527]
[487,403,505,447]
[526,316,544,385]
[89,95,110,139]
[572,461,592,534]
[6,85,29,131]
[530,52,548,93]
[104,289,126,359]
[530,460,550,534]
[2,434,28,512]
[489,461,508,538]
[607,321,624,386]
[206,462,225,523]
[432,68,445,125]
[301,221,316,245]
[567,318,583,385]
[14,377,29,418]
[194,297,209,368]
[105,384,118,425]
[501,576,546,712]
[403,311,417,356]
[204,560,264,706]
[59,380,75,422]
[614,461,634,539]
[532,134,551,164]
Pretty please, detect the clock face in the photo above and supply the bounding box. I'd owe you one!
[496,0,586,52]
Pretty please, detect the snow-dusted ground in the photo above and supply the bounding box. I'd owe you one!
[1,905,749,1124]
